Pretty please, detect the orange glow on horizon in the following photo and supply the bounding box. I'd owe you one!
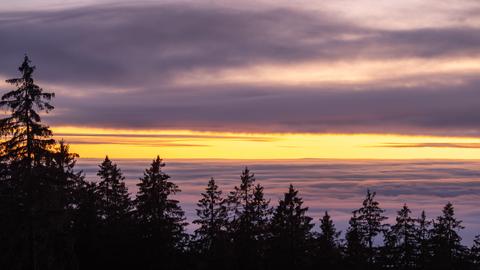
[51,126,480,160]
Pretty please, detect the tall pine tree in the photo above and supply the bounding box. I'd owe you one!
[227,167,271,269]
[0,55,55,164]
[314,211,342,269]
[0,56,76,269]
[382,204,419,269]
[354,189,388,266]
[345,211,369,269]
[95,156,133,269]
[268,184,314,269]
[416,210,432,269]
[96,156,131,223]
[227,167,271,270]
[470,235,480,268]
[430,202,467,270]
[134,156,187,269]
[193,177,229,269]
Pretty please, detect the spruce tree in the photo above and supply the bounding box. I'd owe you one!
[345,212,368,269]
[315,211,341,268]
[383,204,418,269]
[227,167,271,270]
[96,156,131,223]
[354,189,388,266]
[228,167,256,225]
[194,177,228,250]
[430,202,467,269]
[134,156,187,268]
[249,184,271,241]
[416,210,432,269]
[61,143,100,269]
[470,235,480,267]
[0,55,55,164]
[95,156,134,269]
[268,184,314,269]
[49,140,82,213]
[0,56,77,269]
[318,211,340,250]
[193,177,228,268]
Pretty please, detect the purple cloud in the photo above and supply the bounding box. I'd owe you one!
[0,3,479,136]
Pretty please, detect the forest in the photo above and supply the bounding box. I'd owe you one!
[0,56,479,270]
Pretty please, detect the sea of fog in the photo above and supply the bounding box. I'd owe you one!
[76,158,480,245]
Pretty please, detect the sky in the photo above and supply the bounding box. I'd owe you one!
[1,0,480,159]
[3,1,480,242]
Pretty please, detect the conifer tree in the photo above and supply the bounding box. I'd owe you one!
[48,140,82,210]
[470,235,480,267]
[96,156,131,223]
[61,144,100,269]
[193,177,228,268]
[134,156,187,268]
[0,56,77,269]
[314,211,341,268]
[345,212,368,269]
[430,202,467,269]
[318,211,341,250]
[95,156,134,269]
[0,55,55,164]
[194,178,228,250]
[228,167,256,225]
[227,167,271,270]
[416,210,432,269]
[354,189,388,266]
[383,204,419,269]
[249,184,271,241]
[268,184,314,269]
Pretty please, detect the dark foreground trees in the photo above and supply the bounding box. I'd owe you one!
[268,184,314,269]
[2,57,480,270]
[0,55,75,269]
[135,156,187,269]
[192,177,229,269]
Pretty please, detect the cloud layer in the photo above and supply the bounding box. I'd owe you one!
[77,158,480,243]
[0,2,480,135]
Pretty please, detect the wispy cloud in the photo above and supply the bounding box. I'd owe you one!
[374,143,480,149]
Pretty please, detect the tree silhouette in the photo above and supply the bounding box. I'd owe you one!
[228,167,256,222]
[95,156,133,269]
[60,142,100,269]
[345,211,369,269]
[470,235,480,267]
[0,55,55,164]
[227,167,271,270]
[96,156,131,223]
[0,56,77,269]
[314,211,342,269]
[268,184,314,269]
[382,204,419,269]
[193,177,229,269]
[430,202,467,270]
[134,156,187,269]
[354,189,388,266]
[416,210,432,269]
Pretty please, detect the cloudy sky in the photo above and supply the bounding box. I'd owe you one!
[1,0,480,158]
